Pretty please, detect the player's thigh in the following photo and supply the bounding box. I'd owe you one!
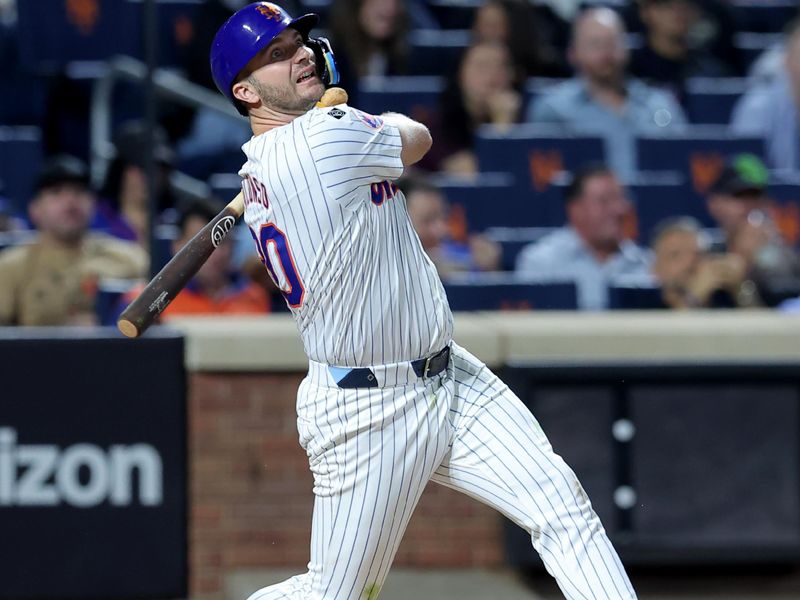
[435,344,591,530]
[302,381,451,600]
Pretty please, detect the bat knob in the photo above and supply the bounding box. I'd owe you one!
[317,87,348,108]
[118,319,140,339]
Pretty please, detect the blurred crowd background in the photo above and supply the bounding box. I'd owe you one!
[1,0,800,325]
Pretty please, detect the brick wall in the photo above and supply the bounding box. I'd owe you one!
[189,372,506,598]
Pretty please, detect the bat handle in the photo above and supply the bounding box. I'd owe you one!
[117,196,243,338]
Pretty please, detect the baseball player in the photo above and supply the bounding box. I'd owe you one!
[210,3,637,599]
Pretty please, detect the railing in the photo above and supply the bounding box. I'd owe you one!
[89,55,241,188]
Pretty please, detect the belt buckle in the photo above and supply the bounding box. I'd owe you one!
[422,356,433,378]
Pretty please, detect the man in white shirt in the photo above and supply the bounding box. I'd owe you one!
[516,164,653,309]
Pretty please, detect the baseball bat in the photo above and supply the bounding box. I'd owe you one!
[117,87,349,338]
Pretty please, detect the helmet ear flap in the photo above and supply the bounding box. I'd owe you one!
[307,37,340,86]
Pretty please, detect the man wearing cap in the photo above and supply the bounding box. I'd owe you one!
[0,156,148,325]
[705,153,772,242]
[706,154,800,306]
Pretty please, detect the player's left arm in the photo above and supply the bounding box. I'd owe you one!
[379,112,432,167]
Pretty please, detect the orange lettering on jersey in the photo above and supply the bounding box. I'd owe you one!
[529,151,563,192]
[243,176,270,209]
[66,0,99,35]
[690,153,724,194]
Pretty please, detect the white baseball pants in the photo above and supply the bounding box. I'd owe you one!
[247,342,636,600]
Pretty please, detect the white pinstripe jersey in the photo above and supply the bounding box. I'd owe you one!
[239,104,453,367]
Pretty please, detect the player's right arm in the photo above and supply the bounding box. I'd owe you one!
[379,112,432,167]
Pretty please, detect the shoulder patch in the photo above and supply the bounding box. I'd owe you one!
[327,108,345,120]
[351,108,384,130]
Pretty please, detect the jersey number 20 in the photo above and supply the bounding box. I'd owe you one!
[250,224,305,308]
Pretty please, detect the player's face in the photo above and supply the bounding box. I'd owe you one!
[241,28,325,113]
[569,174,631,247]
[29,183,94,243]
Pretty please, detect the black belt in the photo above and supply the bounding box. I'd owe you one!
[334,346,451,389]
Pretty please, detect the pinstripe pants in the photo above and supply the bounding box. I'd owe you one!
[247,342,636,600]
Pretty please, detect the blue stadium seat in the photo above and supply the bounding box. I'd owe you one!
[608,284,665,310]
[636,129,764,194]
[442,273,578,310]
[155,0,203,67]
[17,0,140,71]
[431,172,538,232]
[685,78,747,125]
[427,0,476,29]
[732,1,798,33]
[358,76,443,123]
[734,32,783,70]
[475,124,605,194]
[407,29,469,75]
[767,172,800,204]
[0,73,48,126]
[628,176,715,244]
[17,0,200,71]
[0,127,43,212]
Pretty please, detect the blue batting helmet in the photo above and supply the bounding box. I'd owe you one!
[210,2,320,109]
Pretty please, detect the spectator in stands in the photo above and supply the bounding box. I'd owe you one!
[400,177,501,276]
[650,216,752,308]
[731,19,800,171]
[630,0,731,102]
[95,122,177,244]
[527,7,686,179]
[704,154,800,306]
[425,40,522,174]
[515,164,652,310]
[705,154,771,242]
[0,156,147,326]
[155,199,271,318]
[622,0,744,77]
[471,0,567,79]
[330,0,409,104]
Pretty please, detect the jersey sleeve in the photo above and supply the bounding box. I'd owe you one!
[305,105,404,207]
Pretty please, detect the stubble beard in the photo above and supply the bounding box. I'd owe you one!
[249,76,323,113]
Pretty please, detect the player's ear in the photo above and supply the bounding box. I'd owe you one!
[232,79,260,109]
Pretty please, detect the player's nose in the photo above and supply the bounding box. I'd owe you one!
[293,45,313,65]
